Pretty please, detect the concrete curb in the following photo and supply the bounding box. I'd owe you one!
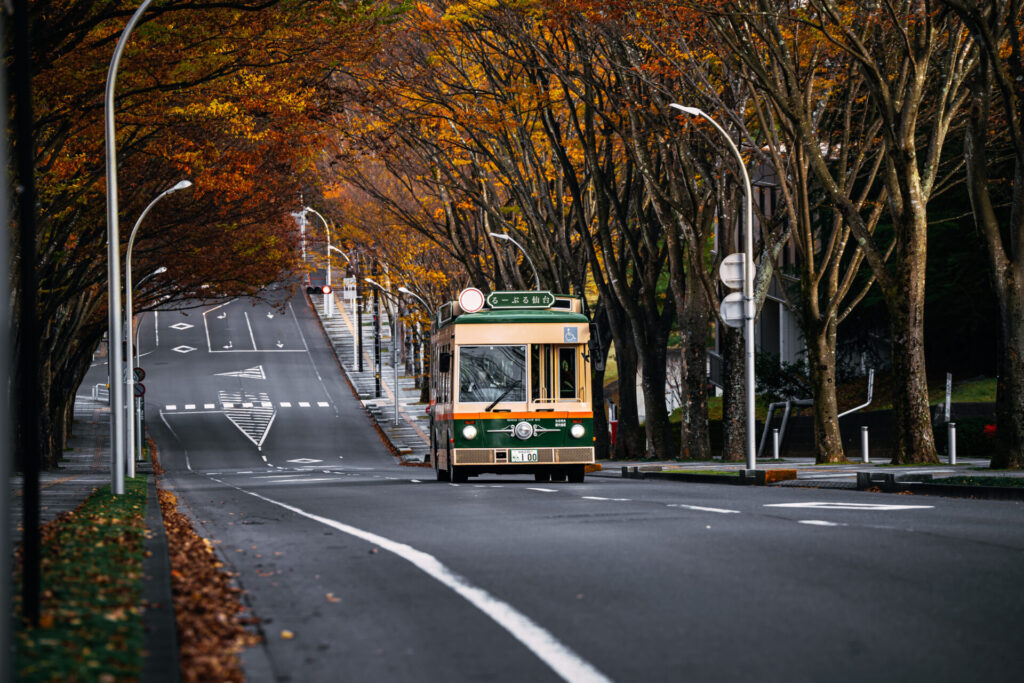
[856,471,1024,500]
[619,467,797,485]
[141,474,180,683]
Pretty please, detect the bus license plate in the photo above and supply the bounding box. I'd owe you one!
[510,449,539,463]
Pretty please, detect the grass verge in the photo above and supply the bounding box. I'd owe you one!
[15,476,147,682]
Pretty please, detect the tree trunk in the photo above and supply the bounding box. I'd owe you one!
[679,267,711,460]
[991,270,1024,468]
[612,333,645,460]
[806,319,845,463]
[721,325,745,461]
[638,339,672,460]
[886,255,939,464]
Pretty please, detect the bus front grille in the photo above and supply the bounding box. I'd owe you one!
[454,449,492,464]
[556,447,594,463]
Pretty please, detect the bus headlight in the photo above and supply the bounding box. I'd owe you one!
[570,423,586,439]
[462,424,478,440]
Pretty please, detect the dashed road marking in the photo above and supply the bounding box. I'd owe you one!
[166,404,176,411]
[799,520,843,527]
[528,488,557,493]
[204,403,215,409]
[667,504,741,514]
[299,402,310,407]
[185,404,196,410]
[279,402,292,407]
[582,496,631,502]
[765,502,934,511]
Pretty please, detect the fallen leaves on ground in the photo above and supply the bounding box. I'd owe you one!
[160,488,261,683]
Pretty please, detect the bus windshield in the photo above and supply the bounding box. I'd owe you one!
[459,345,527,403]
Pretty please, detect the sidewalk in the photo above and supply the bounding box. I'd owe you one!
[9,394,112,535]
[310,292,430,465]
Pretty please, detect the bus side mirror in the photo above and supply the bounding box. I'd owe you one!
[438,352,451,373]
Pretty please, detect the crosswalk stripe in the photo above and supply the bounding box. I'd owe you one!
[299,402,310,407]
[317,401,329,407]
[279,401,292,407]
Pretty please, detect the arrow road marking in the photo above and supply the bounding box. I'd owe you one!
[219,390,277,451]
[765,502,934,511]
[220,484,613,683]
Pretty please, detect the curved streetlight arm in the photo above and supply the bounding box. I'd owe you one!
[328,245,350,262]
[133,266,167,292]
[488,232,540,290]
[397,286,431,314]
[670,102,756,471]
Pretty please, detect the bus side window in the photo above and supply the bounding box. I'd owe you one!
[558,347,577,400]
[531,345,540,401]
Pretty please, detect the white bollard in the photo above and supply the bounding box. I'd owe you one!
[948,422,957,465]
[772,428,780,460]
[861,426,869,464]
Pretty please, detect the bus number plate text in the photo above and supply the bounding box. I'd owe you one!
[510,449,539,463]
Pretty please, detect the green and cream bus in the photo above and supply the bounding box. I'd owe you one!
[429,289,595,483]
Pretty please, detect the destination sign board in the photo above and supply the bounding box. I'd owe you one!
[486,291,555,309]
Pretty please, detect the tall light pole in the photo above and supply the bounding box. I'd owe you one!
[105,0,156,495]
[399,286,432,395]
[489,232,540,290]
[126,265,166,474]
[366,277,401,425]
[670,103,756,470]
[303,206,334,317]
[125,180,190,476]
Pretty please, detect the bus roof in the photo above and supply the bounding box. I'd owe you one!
[441,308,588,329]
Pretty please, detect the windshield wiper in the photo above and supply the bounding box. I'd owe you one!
[485,379,522,412]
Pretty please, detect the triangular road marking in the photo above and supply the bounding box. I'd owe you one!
[219,390,276,451]
[215,365,266,380]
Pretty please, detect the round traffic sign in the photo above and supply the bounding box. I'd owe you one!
[134,382,146,398]
[458,287,485,313]
[133,367,146,382]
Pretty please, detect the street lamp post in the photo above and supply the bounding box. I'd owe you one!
[367,277,401,425]
[670,103,757,471]
[398,286,432,394]
[489,232,540,290]
[125,180,190,476]
[105,0,156,495]
[125,265,166,475]
[303,207,334,317]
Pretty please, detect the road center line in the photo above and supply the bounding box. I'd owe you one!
[666,504,741,514]
[221,484,610,683]
[527,488,558,493]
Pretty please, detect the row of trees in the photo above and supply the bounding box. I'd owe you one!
[311,0,1023,467]
[13,0,397,467]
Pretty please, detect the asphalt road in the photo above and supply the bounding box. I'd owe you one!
[144,288,1024,683]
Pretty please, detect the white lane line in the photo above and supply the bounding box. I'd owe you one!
[581,496,631,502]
[221,484,611,683]
[244,311,258,350]
[204,403,215,409]
[279,402,292,408]
[272,477,338,484]
[799,520,843,527]
[667,504,741,514]
[261,401,273,408]
[317,401,330,407]
[158,412,191,471]
[185,404,196,410]
[298,401,311,407]
[242,402,253,408]
[527,488,557,493]
[410,479,421,483]
[252,474,308,479]
[202,299,234,353]
[166,405,176,411]
[155,311,159,348]
[765,502,934,511]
